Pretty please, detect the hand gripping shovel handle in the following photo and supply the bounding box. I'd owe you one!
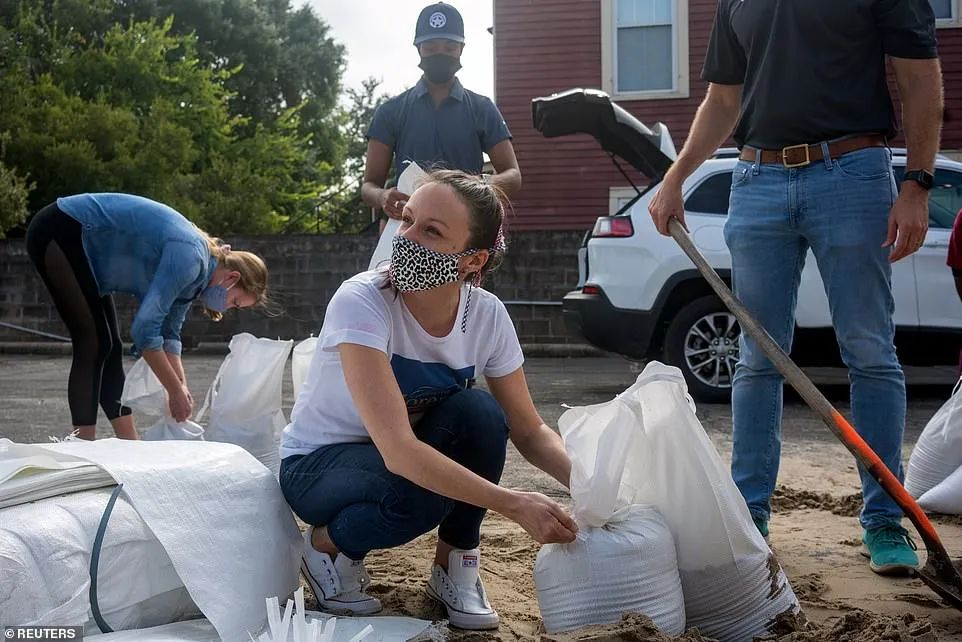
[668,217,962,610]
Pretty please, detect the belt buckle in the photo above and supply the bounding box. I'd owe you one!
[781,143,811,168]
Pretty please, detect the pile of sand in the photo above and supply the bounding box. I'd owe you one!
[770,485,862,517]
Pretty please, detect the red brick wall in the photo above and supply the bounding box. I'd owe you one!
[495,0,962,231]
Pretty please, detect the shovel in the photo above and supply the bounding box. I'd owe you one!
[668,217,962,611]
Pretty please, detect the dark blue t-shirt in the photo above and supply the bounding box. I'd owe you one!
[367,77,511,179]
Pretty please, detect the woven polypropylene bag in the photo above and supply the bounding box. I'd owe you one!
[557,362,799,641]
[906,378,962,506]
[535,505,685,635]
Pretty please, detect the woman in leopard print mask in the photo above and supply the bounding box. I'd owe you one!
[280,170,577,630]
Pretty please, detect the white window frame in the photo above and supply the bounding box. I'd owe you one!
[601,0,690,101]
[609,186,642,214]
[932,0,962,26]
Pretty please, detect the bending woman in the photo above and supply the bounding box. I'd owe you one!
[280,171,577,631]
[26,193,268,440]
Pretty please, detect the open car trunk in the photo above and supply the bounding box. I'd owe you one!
[531,88,677,181]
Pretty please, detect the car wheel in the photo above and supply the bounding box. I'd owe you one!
[663,295,740,403]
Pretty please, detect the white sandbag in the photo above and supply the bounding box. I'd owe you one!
[197,333,293,474]
[558,362,798,642]
[918,464,962,514]
[292,337,318,399]
[368,162,427,271]
[0,486,199,633]
[23,439,302,642]
[906,378,962,501]
[121,358,205,441]
[535,505,685,635]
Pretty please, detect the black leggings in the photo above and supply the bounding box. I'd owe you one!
[25,204,131,426]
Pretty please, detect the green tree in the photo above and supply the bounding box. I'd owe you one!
[305,77,389,234]
[0,6,334,235]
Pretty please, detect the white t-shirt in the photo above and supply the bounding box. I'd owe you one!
[280,270,525,458]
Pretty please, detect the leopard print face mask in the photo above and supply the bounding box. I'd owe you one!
[389,235,477,293]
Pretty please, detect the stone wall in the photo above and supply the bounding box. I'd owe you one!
[0,230,588,348]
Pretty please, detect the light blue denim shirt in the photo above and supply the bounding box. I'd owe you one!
[56,193,218,355]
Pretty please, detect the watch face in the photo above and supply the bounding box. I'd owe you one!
[921,170,935,189]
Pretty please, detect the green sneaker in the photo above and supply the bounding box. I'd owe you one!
[752,516,769,539]
[861,525,919,575]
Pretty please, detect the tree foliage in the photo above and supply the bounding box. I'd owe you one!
[0,0,375,236]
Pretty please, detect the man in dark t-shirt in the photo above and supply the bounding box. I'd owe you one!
[649,0,942,575]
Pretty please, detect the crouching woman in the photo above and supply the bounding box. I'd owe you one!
[279,170,577,630]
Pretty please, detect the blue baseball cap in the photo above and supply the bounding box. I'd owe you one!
[414,3,465,46]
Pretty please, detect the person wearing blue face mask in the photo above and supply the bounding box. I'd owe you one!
[25,193,270,440]
[361,2,522,231]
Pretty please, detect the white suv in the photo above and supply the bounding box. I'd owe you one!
[533,89,962,402]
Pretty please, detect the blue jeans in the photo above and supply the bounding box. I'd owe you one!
[724,145,906,531]
[279,389,509,560]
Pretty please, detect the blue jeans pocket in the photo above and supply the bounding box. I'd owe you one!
[832,148,892,181]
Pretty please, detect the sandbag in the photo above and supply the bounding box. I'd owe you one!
[535,505,685,635]
[0,486,200,633]
[292,337,318,399]
[121,358,204,441]
[27,439,302,642]
[906,378,962,505]
[557,362,799,642]
[197,333,293,474]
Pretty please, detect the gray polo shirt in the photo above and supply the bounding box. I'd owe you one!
[367,77,511,179]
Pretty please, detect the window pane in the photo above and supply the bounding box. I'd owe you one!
[617,25,673,91]
[893,167,962,229]
[685,172,733,216]
[617,0,671,27]
[929,0,953,19]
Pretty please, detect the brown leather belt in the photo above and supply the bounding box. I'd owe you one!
[738,134,888,168]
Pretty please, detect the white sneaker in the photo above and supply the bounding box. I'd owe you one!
[300,528,382,615]
[426,548,499,630]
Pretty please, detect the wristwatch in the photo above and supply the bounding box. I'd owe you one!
[902,169,935,191]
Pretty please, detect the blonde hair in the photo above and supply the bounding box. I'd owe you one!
[197,229,270,321]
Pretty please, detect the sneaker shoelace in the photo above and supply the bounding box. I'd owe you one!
[874,525,918,551]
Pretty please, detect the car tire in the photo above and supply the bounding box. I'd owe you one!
[663,295,741,404]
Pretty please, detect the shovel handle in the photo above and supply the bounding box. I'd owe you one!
[667,218,946,551]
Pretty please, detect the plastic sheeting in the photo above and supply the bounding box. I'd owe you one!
[6,439,301,641]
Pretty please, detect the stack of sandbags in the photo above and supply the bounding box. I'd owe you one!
[541,362,799,642]
[0,486,200,632]
[0,439,301,640]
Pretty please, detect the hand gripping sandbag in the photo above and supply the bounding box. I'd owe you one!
[121,358,204,441]
[535,505,685,635]
[906,377,962,502]
[196,333,293,474]
[292,337,318,399]
[535,372,686,635]
[558,362,799,642]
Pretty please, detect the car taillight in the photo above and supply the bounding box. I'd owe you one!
[592,216,634,237]
[582,285,601,295]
